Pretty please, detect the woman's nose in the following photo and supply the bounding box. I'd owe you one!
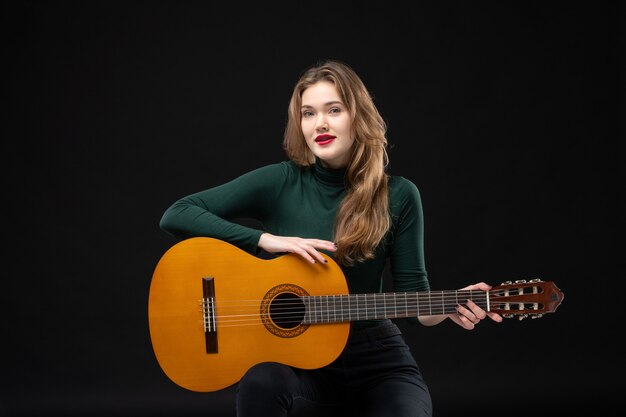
[315,116,328,131]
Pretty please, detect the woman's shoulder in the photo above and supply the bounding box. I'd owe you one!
[387,175,424,218]
[246,160,299,177]
[237,160,312,186]
[388,175,422,200]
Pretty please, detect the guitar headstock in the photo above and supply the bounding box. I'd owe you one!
[489,279,564,320]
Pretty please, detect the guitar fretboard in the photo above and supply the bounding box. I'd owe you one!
[302,290,489,324]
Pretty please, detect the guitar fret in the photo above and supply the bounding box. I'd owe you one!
[372,294,376,319]
[379,294,384,319]
[393,293,397,318]
[372,294,377,319]
[325,295,329,323]
[373,294,377,318]
[428,291,432,316]
[431,291,439,315]
[316,296,321,323]
[302,297,308,324]
[438,291,447,315]
[415,293,421,317]
[404,293,408,317]
[359,294,365,320]
[347,294,351,320]
[361,294,367,320]
[416,292,423,317]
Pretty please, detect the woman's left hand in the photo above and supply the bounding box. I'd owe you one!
[448,282,503,330]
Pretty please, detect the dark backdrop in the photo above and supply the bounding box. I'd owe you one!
[3,1,622,416]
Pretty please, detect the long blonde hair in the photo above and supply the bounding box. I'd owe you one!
[283,60,391,266]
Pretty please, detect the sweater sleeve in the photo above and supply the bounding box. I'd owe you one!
[388,177,430,325]
[159,162,288,253]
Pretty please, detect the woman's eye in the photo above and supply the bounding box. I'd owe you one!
[329,107,341,114]
[302,111,314,117]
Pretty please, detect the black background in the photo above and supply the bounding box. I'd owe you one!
[3,1,622,416]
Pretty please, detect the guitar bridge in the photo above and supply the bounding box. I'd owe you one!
[202,277,218,353]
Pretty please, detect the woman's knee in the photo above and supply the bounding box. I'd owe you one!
[236,362,297,415]
[238,362,296,394]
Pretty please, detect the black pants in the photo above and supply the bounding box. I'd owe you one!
[236,319,432,417]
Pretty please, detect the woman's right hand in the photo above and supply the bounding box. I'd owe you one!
[258,233,337,264]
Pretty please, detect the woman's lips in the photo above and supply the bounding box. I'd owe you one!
[315,135,336,146]
[316,138,335,146]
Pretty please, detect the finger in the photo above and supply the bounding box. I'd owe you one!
[309,248,328,264]
[465,300,487,320]
[487,312,504,322]
[456,304,479,325]
[309,239,338,252]
[296,243,328,265]
[293,247,317,264]
[452,313,475,330]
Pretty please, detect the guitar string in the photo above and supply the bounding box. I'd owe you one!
[211,298,492,316]
[204,290,496,307]
[200,305,530,329]
[195,290,533,328]
[208,293,493,313]
[201,305,495,329]
[201,300,514,328]
[207,294,500,323]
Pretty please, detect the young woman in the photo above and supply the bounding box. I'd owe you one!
[159,59,502,417]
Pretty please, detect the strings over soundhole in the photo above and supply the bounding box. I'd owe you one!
[270,293,305,329]
[261,283,310,338]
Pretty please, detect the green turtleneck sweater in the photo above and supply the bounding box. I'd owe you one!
[159,159,429,328]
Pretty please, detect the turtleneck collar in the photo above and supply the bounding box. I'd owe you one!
[313,157,347,187]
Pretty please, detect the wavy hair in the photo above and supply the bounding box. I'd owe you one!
[283,60,391,266]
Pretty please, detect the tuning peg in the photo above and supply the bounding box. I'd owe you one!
[502,314,515,319]
[530,278,542,282]
[502,281,513,285]
[531,314,544,319]
[515,279,527,284]
[518,314,529,321]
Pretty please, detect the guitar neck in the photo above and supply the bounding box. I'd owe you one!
[302,290,488,324]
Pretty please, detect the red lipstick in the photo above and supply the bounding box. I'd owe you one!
[315,134,336,146]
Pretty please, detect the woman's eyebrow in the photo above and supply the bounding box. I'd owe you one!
[301,101,344,109]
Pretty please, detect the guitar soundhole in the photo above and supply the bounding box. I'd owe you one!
[270,293,305,329]
[261,283,310,338]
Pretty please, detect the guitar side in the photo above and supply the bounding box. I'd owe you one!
[148,237,350,392]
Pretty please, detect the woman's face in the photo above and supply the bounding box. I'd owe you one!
[300,81,355,169]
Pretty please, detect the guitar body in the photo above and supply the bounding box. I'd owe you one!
[148,237,350,392]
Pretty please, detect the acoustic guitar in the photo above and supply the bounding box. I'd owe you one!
[148,237,564,392]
